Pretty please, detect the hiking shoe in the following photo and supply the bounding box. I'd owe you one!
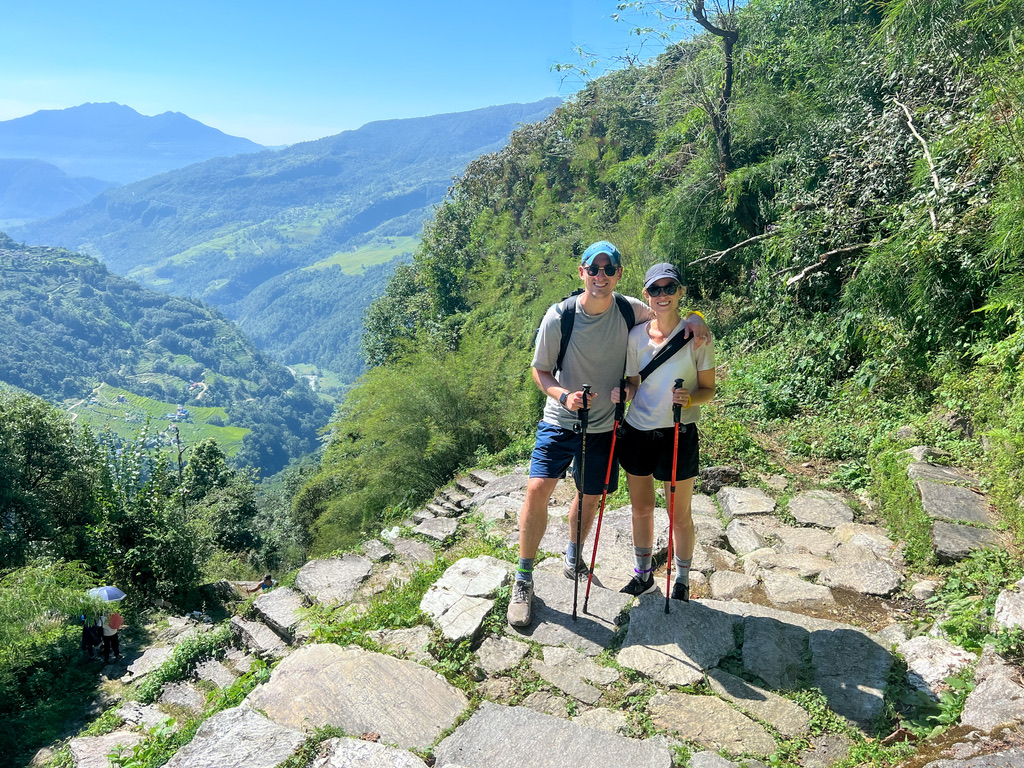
[507,579,534,627]
[620,572,657,597]
[563,555,590,581]
[671,582,690,602]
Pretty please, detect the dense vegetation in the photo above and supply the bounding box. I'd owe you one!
[0,235,331,477]
[297,0,1024,555]
[11,100,560,386]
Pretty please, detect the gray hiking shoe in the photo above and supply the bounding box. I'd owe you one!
[507,579,534,627]
[563,554,590,581]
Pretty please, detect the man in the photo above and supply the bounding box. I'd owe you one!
[507,241,709,627]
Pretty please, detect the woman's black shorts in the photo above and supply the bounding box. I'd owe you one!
[617,420,699,482]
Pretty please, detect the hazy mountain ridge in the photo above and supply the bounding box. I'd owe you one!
[0,102,264,183]
[0,158,116,222]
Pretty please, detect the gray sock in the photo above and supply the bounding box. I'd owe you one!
[517,558,534,583]
[673,557,692,585]
[566,540,579,566]
[633,547,653,579]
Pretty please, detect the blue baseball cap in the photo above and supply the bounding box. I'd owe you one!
[580,240,622,267]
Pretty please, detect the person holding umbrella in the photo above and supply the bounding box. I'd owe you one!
[88,586,126,663]
[612,263,716,602]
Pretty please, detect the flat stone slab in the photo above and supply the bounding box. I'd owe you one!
[69,731,145,768]
[709,571,759,601]
[253,586,305,640]
[717,487,776,519]
[922,747,1024,768]
[366,625,434,664]
[163,706,305,768]
[745,550,833,579]
[414,516,459,541]
[572,708,629,734]
[584,506,671,593]
[725,519,764,555]
[160,681,206,714]
[421,556,513,641]
[898,636,976,698]
[311,737,427,768]
[477,635,530,675]
[618,596,739,686]
[393,537,437,565]
[507,561,633,656]
[694,513,727,547]
[908,462,979,486]
[119,701,175,730]
[648,691,776,755]
[246,643,468,750]
[194,658,238,689]
[707,669,811,738]
[816,561,904,596]
[994,579,1024,629]
[931,521,1001,562]
[478,496,520,523]
[531,646,619,705]
[786,490,855,529]
[125,645,175,680]
[762,572,836,610]
[434,701,671,768]
[960,651,1024,732]
[471,474,529,506]
[773,526,837,557]
[917,480,996,526]
[361,538,392,562]
[295,554,373,605]
[230,616,288,658]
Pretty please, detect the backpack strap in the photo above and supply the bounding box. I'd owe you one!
[553,292,636,375]
[638,328,692,383]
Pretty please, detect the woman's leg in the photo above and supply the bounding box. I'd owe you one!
[626,471,656,550]
[665,476,696,561]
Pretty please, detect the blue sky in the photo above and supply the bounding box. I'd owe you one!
[0,1,687,146]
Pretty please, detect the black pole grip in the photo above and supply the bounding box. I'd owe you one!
[579,384,591,432]
[614,378,627,422]
[673,378,683,423]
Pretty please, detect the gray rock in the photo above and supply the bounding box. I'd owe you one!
[295,555,373,605]
[245,644,468,750]
[786,490,854,529]
[118,701,174,730]
[479,496,520,523]
[194,658,238,689]
[904,445,950,462]
[69,732,145,768]
[709,571,759,601]
[897,636,976,698]
[764,475,789,493]
[994,579,1024,630]
[394,537,438,566]
[253,586,305,641]
[412,508,436,524]
[931,521,1001,562]
[917,480,997,526]
[472,474,529,506]
[725,519,765,556]
[470,469,501,485]
[701,465,743,494]
[223,647,254,675]
[521,691,569,718]
[908,462,979,486]
[421,556,513,641]
[831,542,880,565]
[911,580,940,601]
[745,550,833,579]
[229,616,288,658]
[816,561,904,596]
[477,635,530,675]
[648,691,776,755]
[572,708,629,734]
[694,513,727,547]
[163,706,305,768]
[762,572,836,610]
[922,748,1024,768]
[311,737,427,768]
[718,487,776,519]
[798,734,853,768]
[361,538,392,562]
[707,669,811,738]
[896,425,919,441]
[531,646,619,705]
[618,596,739,686]
[365,625,434,664]
[159,681,206,714]
[692,494,719,517]
[434,701,671,768]
[961,653,1024,731]
[435,556,514,596]
[689,752,741,768]
[833,522,895,555]
[414,516,459,542]
[125,645,175,680]
[773,526,837,557]
[508,562,633,656]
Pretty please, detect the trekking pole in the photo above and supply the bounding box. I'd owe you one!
[584,377,627,614]
[572,384,591,622]
[666,378,683,615]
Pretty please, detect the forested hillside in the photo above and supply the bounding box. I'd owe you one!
[296,0,1024,555]
[0,234,331,476]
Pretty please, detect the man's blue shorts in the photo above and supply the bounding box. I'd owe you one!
[529,421,619,496]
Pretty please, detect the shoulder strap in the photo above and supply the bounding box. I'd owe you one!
[614,293,636,330]
[638,329,692,383]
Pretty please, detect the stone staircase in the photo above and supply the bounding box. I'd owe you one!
[58,454,1024,768]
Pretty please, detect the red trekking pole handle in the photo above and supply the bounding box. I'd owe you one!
[666,378,683,614]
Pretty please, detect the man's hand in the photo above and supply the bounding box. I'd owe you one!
[563,389,595,411]
[682,312,711,349]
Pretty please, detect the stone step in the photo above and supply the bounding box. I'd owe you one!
[455,476,483,494]
[469,469,500,486]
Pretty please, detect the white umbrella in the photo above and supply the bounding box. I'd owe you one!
[88,586,126,602]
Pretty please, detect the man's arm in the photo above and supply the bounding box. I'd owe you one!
[682,312,711,349]
[532,368,591,412]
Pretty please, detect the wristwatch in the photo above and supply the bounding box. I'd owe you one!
[558,390,570,408]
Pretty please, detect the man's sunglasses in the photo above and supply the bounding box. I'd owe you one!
[584,263,619,277]
[647,282,681,297]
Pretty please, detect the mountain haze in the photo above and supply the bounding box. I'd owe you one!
[0,158,116,224]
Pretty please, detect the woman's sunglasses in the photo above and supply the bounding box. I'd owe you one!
[647,282,680,297]
[584,264,619,277]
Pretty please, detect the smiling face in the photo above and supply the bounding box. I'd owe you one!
[644,278,684,317]
[579,254,622,299]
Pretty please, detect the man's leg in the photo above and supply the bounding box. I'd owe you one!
[518,477,559,561]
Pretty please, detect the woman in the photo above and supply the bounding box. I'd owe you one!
[611,262,716,601]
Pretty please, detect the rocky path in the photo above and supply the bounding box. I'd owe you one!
[60,454,1024,768]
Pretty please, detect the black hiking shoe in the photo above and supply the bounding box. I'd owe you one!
[563,555,590,581]
[619,572,657,597]
[671,581,690,602]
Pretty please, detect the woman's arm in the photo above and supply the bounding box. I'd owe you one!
[673,367,716,408]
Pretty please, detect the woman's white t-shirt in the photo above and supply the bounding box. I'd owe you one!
[624,320,716,430]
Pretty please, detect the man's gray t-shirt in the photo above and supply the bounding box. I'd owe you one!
[532,294,651,432]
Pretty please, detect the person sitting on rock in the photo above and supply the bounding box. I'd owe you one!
[248,574,277,593]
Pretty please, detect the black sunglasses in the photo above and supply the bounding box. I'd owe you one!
[647,282,680,297]
[584,263,618,277]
